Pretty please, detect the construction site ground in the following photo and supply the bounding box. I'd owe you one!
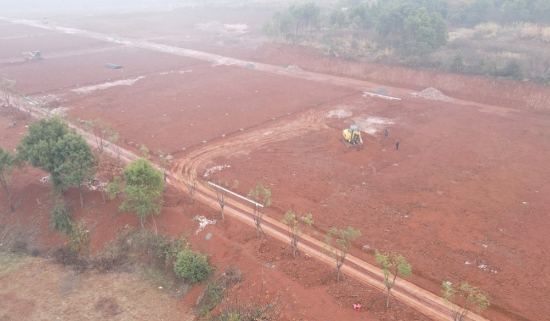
[1,5,549,321]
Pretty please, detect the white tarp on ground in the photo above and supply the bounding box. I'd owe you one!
[353,116,395,135]
[72,76,145,94]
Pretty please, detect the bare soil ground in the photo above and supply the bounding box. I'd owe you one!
[1,5,549,321]
[0,252,193,321]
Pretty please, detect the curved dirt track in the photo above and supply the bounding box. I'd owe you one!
[3,17,503,320]
[170,110,489,321]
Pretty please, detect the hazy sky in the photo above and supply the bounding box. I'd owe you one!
[0,0,216,13]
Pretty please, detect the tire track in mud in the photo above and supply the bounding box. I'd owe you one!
[3,18,493,321]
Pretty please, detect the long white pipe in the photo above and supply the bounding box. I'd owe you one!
[207,181,264,208]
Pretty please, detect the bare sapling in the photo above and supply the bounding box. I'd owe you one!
[370,250,412,309]
[442,281,490,321]
[213,180,238,219]
[248,182,272,238]
[323,226,361,282]
[281,210,313,257]
[186,170,198,204]
[0,78,16,108]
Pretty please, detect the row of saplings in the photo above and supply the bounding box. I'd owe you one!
[277,211,489,321]
[204,178,490,320]
[0,117,488,321]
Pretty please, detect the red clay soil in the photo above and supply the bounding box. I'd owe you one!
[1,7,549,321]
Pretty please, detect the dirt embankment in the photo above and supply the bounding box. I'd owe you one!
[252,45,550,112]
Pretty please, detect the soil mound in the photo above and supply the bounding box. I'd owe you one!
[418,87,452,102]
[285,65,303,73]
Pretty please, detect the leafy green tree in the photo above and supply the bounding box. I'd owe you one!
[376,1,417,46]
[0,78,16,108]
[0,147,23,213]
[376,1,448,54]
[373,250,412,308]
[55,132,96,208]
[173,247,213,284]
[442,282,490,321]
[120,158,164,228]
[323,226,361,282]
[17,117,95,196]
[281,211,314,258]
[106,176,122,201]
[404,8,448,54]
[248,182,272,238]
[50,197,72,234]
[18,117,69,189]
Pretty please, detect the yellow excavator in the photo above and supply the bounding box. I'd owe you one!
[342,125,363,149]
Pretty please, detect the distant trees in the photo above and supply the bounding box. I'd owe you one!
[323,226,361,282]
[263,2,321,37]
[376,1,447,53]
[120,158,164,228]
[442,281,490,320]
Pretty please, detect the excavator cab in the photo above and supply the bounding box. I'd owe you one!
[342,125,364,149]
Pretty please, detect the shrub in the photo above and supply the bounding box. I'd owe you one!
[51,199,72,234]
[69,219,90,255]
[173,248,212,284]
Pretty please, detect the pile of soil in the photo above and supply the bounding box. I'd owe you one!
[285,65,303,73]
[417,87,453,102]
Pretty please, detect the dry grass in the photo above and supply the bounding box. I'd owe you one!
[474,22,500,38]
[519,23,540,39]
[474,22,550,43]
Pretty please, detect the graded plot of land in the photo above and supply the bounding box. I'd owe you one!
[1,46,203,94]
[0,28,107,59]
[53,6,271,40]
[0,21,53,40]
[62,62,357,154]
[206,96,550,321]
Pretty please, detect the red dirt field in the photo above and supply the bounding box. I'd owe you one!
[1,6,549,321]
